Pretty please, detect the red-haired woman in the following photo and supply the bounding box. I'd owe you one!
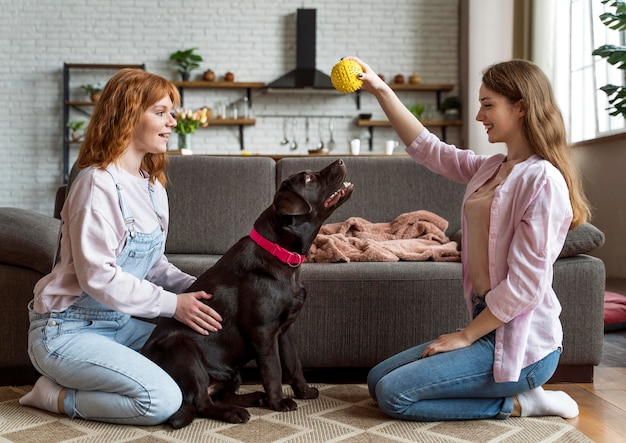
[21,69,222,425]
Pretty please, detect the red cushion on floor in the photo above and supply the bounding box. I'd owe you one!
[604,291,626,332]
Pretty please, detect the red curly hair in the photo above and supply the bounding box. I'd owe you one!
[76,69,180,185]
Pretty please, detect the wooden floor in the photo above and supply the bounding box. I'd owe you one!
[550,280,626,442]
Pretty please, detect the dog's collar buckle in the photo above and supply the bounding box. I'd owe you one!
[249,228,306,267]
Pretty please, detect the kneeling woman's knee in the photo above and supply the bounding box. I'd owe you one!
[143,379,182,425]
[366,370,380,402]
[375,377,410,419]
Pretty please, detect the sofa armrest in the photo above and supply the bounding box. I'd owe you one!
[553,254,605,366]
[0,207,61,275]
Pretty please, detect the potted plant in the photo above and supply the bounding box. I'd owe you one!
[66,119,85,141]
[169,48,203,81]
[441,96,461,120]
[80,84,103,103]
[407,103,425,120]
[592,0,626,118]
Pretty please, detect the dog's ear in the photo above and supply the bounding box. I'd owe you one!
[274,188,312,215]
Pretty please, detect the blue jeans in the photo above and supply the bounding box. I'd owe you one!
[367,296,560,421]
[27,298,182,425]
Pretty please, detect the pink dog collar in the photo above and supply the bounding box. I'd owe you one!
[249,228,306,267]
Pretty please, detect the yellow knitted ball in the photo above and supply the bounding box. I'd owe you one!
[331,59,364,94]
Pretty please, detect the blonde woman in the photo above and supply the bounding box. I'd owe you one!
[352,57,589,421]
[20,69,222,425]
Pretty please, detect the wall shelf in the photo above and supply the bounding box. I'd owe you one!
[355,82,455,109]
[172,81,265,89]
[357,119,463,127]
[173,81,265,149]
[172,81,266,107]
[359,119,462,150]
[356,82,461,149]
[205,118,256,126]
[357,119,463,148]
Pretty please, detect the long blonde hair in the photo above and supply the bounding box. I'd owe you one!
[482,60,591,227]
[76,68,180,185]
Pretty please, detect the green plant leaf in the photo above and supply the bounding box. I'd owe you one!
[169,48,203,73]
[595,0,626,118]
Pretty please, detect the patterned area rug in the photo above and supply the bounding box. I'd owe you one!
[0,384,592,443]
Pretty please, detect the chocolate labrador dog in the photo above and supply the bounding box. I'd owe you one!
[142,159,353,428]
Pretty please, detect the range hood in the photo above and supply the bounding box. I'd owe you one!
[266,9,333,90]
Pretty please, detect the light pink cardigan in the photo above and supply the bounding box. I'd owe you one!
[407,129,572,382]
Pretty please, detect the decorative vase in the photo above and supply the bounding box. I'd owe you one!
[179,133,192,151]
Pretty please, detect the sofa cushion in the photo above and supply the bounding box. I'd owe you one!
[0,208,61,275]
[166,254,221,278]
[277,156,466,236]
[558,222,605,258]
[450,222,604,257]
[294,261,466,367]
[165,156,276,255]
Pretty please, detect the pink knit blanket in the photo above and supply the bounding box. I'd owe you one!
[307,210,461,263]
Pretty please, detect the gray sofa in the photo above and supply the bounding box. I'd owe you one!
[0,155,606,385]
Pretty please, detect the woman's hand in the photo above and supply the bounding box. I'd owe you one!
[343,56,388,94]
[421,330,473,359]
[421,307,503,358]
[342,56,426,145]
[174,291,223,335]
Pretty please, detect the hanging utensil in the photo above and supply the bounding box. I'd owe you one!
[316,119,325,150]
[289,119,298,151]
[327,119,336,151]
[280,118,289,145]
[305,117,310,149]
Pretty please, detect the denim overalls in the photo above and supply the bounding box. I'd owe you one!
[26,166,181,425]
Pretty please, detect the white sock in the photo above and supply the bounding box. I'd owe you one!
[517,387,579,419]
[19,376,63,414]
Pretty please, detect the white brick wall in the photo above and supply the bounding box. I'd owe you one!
[0,0,460,215]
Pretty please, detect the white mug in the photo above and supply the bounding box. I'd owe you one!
[385,140,399,155]
[350,138,361,155]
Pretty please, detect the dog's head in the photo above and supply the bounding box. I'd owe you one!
[274,159,353,219]
[265,159,354,251]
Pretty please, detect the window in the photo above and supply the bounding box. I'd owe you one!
[547,0,625,143]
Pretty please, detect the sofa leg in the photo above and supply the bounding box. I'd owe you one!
[547,364,594,383]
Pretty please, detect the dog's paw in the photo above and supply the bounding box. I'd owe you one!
[294,385,319,400]
[219,406,251,424]
[269,398,298,412]
[250,392,266,407]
